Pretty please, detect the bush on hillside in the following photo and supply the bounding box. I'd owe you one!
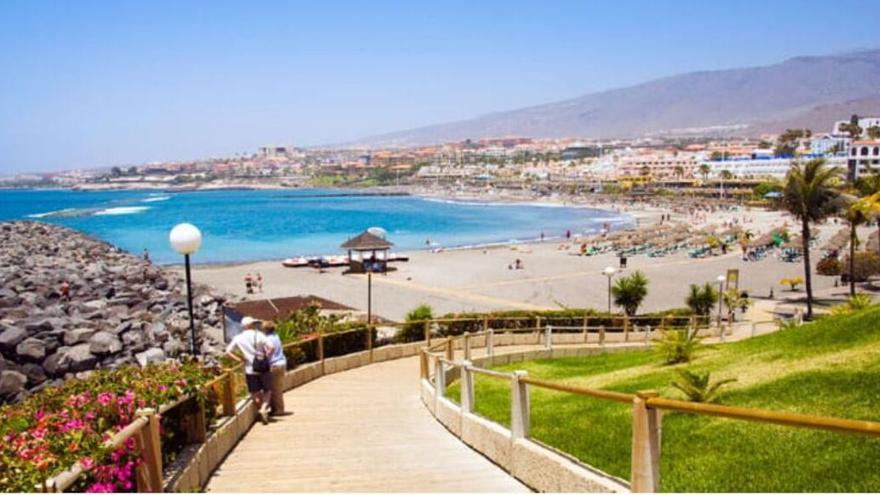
[654,328,703,364]
[671,369,736,403]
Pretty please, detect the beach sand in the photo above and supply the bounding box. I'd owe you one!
[187,206,846,322]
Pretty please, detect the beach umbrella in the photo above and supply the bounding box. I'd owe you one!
[367,226,388,239]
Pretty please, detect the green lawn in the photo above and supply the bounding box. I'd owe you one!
[446,308,880,492]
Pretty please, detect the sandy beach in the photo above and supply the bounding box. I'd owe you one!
[187,203,852,322]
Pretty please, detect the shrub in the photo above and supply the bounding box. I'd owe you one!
[434,308,696,335]
[395,304,433,343]
[780,277,804,291]
[816,257,842,276]
[829,294,874,315]
[842,252,880,282]
[654,328,702,365]
[685,283,718,316]
[671,369,736,403]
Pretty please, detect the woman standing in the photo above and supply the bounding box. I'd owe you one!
[261,320,288,416]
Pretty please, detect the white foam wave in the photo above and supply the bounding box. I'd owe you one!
[94,206,151,216]
[142,196,170,203]
[27,208,77,218]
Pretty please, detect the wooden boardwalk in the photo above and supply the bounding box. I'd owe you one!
[205,355,528,492]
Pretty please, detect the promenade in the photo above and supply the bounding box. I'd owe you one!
[205,354,528,492]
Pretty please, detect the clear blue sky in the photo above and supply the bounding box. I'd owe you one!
[1,0,879,173]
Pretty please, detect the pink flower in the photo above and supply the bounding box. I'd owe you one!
[80,457,95,471]
[158,384,168,392]
[86,482,114,493]
[34,410,46,421]
[97,392,114,406]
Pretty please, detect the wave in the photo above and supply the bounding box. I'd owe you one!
[27,208,78,218]
[142,196,170,203]
[93,206,151,216]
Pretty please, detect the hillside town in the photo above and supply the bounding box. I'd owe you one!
[5,115,880,199]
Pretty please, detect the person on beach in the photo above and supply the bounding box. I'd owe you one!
[225,317,275,424]
[244,273,254,294]
[256,272,264,293]
[143,249,151,264]
[261,320,288,416]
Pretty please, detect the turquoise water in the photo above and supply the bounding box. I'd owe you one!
[0,189,632,265]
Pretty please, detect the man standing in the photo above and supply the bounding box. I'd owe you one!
[225,317,275,424]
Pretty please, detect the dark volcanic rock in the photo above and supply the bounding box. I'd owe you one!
[16,338,47,361]
[0,326,27,351]
[0,220,234,404]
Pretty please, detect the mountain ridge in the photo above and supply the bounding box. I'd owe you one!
[349,49,880,146]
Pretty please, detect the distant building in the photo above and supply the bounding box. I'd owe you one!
[833,117,880,137]
[848,140,880,180]
[258,145,297,157]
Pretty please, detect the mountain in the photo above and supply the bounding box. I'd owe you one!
[352,50,880,145]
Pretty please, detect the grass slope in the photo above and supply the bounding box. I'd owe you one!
[447,307,880,492]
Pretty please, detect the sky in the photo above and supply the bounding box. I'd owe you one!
[1,0,880,174]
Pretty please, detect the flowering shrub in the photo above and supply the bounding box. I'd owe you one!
[0,360,218,493]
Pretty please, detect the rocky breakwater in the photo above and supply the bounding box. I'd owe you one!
[0,221,232,403]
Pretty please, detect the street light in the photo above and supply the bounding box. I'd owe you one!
[716,274,726,326]
[170,223,203,357]
[603,266,617,313]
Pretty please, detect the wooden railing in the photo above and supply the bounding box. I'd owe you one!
[419,319,880,492]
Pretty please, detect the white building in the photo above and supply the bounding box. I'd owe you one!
[847,140,880,180]
[706,156,847,179]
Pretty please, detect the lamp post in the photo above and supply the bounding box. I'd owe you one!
[603,266,617,313]
[716,274,726,327]
[170,223,203,357]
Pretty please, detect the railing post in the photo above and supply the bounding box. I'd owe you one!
[222,371,236,417]
[460,360,474,414]
[318,333,326,375]
[482,316,489,333]
[631,390,661,493]
[719,323,726,342]
[535,316,542,332]
[419,350,428,380]
[366,326,373,363]
[624,315,630,342]
[582,316,589,343]
[750,322,757,337]
[424,321,431,346]
[464,333,472,360]
[445,338,454,360]
[135,408,163,493]
[434,356,446,410]
[487,329,495,356]
[510,370,530,439]
[644,326,652,346]
[186,398,208,444]
[599,325,606,347]
[544,325,552,350]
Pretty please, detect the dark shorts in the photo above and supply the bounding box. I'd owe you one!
[245,372,272,393]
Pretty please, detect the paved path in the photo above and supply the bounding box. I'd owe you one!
[205,355,528,492]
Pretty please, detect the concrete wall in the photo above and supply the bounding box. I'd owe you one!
[424,345,635,493]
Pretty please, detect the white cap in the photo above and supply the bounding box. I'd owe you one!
[241,316,257,328]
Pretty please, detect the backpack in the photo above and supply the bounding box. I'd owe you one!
[252,331,270,373]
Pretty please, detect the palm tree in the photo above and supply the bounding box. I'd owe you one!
[673,165,685,179]
[783,159,842,319]
[685,283,718,317]
[698,164,711,182]
[720,170,733,180]
[611,271,649,316]
[843,192,880,295]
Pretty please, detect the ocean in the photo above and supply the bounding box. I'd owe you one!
[0,189,632,265]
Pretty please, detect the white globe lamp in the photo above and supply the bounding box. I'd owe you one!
[169,223,203,357]
[170,223,203,255]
